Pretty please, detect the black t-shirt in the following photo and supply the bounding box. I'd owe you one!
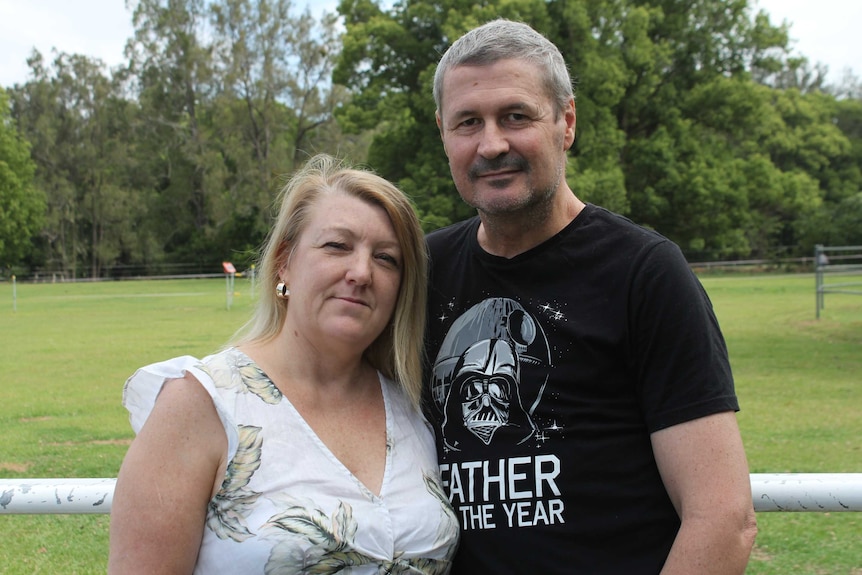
[424,205,738,574]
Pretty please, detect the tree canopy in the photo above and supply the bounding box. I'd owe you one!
[2,0,860,276]
[0,88,44,267]
[334,0,861,259]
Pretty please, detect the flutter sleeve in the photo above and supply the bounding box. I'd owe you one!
[122,355,240,463]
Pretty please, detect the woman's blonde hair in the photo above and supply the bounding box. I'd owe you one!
[232,154,428,409]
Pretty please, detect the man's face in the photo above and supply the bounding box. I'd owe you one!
[436,59,576,217]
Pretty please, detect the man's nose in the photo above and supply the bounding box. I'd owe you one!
[477,123,510,158]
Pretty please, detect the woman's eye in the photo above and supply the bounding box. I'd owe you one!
[325,241,347,250]
[377,253,400,267]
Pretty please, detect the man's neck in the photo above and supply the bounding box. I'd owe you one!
[476,191,585,259]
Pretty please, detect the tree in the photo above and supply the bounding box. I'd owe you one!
[127,0,221,264]
[8,52,142,277]
[796,90,862,252]
[127,0,356,266]
[0,88,44,267]
[336,0,553,230]
[209,0,352,254]
[336,0,853,259]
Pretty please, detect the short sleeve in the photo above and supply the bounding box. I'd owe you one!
[122,355,240,462]
[631,242,738,432]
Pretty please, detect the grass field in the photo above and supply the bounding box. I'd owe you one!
[1,274,860,574]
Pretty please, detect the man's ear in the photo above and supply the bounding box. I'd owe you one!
[563,99,576,150]
[436,111,449,156]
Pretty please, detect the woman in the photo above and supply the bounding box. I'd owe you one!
[108,155,459,574]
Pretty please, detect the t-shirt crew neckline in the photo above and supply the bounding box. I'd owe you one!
[468,204,594,264]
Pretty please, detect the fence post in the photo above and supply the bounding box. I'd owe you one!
[222,262,237,310]
[815,244,824,319]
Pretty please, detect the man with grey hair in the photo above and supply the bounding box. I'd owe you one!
[424,18,757,574]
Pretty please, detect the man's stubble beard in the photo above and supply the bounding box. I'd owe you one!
[470,159,566,233]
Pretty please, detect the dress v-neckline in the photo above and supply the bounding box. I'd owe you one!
[234,348,391,499]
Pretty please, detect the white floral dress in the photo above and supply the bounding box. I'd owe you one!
[123,347,459,574]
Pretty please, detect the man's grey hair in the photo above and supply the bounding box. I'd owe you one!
[433,19,574,114]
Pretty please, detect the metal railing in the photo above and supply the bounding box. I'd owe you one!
[815,244,862,318]
[2,474,861,514]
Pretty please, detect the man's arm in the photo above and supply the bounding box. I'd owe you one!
[652,411,758,574]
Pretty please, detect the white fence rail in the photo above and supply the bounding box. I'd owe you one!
[0,478,114,514]
[750,473,862,512]
[2,474,862,514]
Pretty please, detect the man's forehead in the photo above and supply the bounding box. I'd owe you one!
[440,63,547,110]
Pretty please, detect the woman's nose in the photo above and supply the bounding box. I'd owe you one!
[345,252,372,285]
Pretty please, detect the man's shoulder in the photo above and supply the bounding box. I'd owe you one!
[578,204,672,250]
[582,204,657,234]
[426,217,479,253]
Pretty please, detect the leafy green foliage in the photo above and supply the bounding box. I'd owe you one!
[6,0,352,278]
[0,89,44,267]
[336,0,862,260]
[3,0,862,276]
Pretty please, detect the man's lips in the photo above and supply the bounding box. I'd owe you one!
[474,170,522,189]
[477,169,519,178]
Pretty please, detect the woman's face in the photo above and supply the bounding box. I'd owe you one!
[280,192,402,355]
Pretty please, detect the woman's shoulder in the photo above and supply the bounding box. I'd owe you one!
[123,350,241,458]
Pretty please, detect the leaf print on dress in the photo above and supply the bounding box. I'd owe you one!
[379,556,452,575]
[207,424,263,542]
[423,472,460,557]
[236,356,283,405]
[261,499,374,575]
[261,496,453,575]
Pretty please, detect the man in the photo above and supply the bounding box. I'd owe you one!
[424,19,757,574]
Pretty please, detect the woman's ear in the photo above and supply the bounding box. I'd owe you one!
[276,242,292,282]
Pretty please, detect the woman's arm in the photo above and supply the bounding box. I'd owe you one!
[108,375,228,574]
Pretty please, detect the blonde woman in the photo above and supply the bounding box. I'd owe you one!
[109,155,459,574]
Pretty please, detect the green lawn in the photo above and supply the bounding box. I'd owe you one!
[703,273,862,575]
[0,274,860,574]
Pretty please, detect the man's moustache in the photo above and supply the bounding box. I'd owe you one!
[469,156,528,180]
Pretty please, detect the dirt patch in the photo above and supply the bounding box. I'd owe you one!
[46,438,132,447]
[749,545,773,563]
[0,462,30,473]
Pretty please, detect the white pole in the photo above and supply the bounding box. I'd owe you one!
[11,274,16,312]
[222,262,237,310]
[224,271,236,310]
[0,478,115,514]
[751,473,862,512]
[3,474,862,515]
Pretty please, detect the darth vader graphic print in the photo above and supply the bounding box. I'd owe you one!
[430,298,552,453]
